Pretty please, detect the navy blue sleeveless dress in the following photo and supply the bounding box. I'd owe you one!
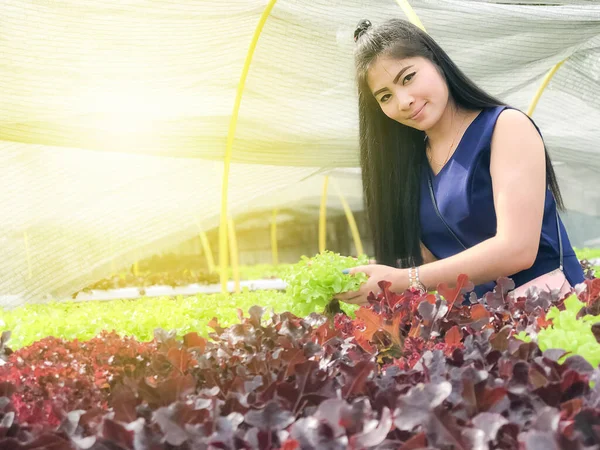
[419,105,584,298]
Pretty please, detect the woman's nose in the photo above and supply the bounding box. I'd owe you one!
[397,96,414,114]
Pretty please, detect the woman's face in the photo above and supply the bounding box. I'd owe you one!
[366,55,449,130]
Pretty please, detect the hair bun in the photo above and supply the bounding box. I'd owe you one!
[353,19,372,43]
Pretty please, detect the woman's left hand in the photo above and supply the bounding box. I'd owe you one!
[334,264,408,305]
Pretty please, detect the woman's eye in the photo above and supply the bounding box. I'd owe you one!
[403,72,416,84]
[380,94,391,103]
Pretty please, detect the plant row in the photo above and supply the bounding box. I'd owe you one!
[1,270,600,448]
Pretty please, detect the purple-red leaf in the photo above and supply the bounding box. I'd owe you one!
[394,382,452,431]
[350,406,393,448]
[445,326,462,346]
[437,274,474,310]
[102,419,134,449]
[244,401,294,431]
[157,374,196,406]
[340,360,376,398]
[183,332,207,352]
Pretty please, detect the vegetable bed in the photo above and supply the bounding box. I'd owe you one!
[72,249,598,301]
[1,252,600,449]
[72,264,294,298]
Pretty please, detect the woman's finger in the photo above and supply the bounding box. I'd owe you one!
[346,265,371,276]
[335,283,368,301]
[338,292,365,304]
[336,284,375,304]
[334,290,359,301]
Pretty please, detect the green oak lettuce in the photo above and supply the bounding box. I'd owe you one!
[282,251,369,317]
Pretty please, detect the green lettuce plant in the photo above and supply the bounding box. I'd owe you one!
[517,294,600,367]
[0,290,304,350]
[1,253,371,350]
[574,247,600,277]
[282,251,369,317]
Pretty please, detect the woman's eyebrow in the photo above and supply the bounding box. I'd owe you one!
[372,65,414,97]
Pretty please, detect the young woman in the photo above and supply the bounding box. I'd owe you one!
[336,18,584,305]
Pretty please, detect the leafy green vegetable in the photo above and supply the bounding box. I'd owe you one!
[0,290,319,350]
[531,295,600,366]
[514,331,532,343]
[574,247,600,277]
[1,254,371,350]
[575,247,600,261]
[282,250,369,317]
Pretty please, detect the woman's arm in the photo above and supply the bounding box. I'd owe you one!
[412,109,547,290]
[337,109,547,304]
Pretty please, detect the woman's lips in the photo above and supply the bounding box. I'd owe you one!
[411,103,427,120]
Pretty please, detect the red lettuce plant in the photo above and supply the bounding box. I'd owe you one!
[0,274,599,449]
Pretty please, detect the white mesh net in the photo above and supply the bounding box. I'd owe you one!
[1,0,599,307]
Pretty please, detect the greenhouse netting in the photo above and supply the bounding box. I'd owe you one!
[1,0,600,307]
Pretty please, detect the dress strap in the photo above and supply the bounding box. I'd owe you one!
[427,170,467,250]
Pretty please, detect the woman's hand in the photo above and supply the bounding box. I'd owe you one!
[334,264,408,305]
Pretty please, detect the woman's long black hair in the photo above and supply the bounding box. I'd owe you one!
[354,18,564,268]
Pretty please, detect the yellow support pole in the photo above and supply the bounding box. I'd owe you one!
[271,209,279,265]
[133,247,140,276]
[23,232,32,280]
[527,60,566,116]
[199,230,216,273]
[319,176,329,253]
[395,0,427,32]
[227,218,241,294]
[331,180,364,256]
[219,0,279,293]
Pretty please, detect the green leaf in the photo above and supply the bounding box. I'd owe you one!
[281,250,369,313]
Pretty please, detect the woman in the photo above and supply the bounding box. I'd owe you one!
[336,18,584,305]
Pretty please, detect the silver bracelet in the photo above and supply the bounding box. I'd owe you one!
[409,266,427,293]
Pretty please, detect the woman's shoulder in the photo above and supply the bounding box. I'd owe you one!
[472,105,543,145]
[485,105,535,125]
[496,106,529,121]
[493,106,544,140]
